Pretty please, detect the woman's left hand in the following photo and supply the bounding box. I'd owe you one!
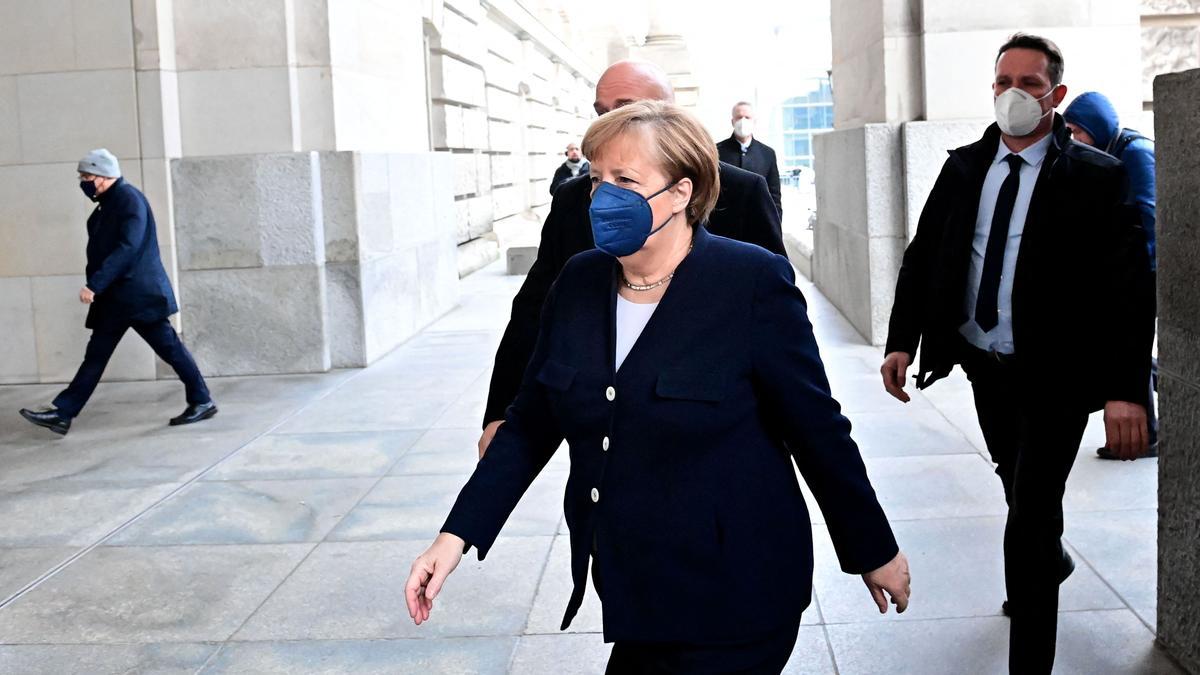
[862,551,911,614]
[405,532,465,625]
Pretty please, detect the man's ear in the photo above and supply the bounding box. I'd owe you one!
[1052,84,1069,108]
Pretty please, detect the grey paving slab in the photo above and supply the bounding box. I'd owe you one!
[327,472,565,542]
[1065,509,1159,612]
[388,428,485,477]
[847,409,975,457]
[1063,450,1160,513]
[862,454,1009,521]
[1055,610,1183,674]
[273,390,458,434]
[826,373,934,415]
[826,615,1010,675]
[510,633,611,675]
[432,373,491,430]
[0,547,74,600]
[0,544,312,643]
[201,637,516,674]
[0,643,219,675]
[781,626,839,674]
[812,518,1124,625]
[524,535,603,635]
[203,431,423,480]
[106,478,377,545]
[0,481,181,546]
[234,537,554,641]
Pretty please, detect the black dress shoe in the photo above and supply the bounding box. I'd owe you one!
[169,401,218,426]
[1002,550,1076,617]
[19,408,71,436]
[1097,443,1158,460]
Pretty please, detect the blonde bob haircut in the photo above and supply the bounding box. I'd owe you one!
[581,100,720,226]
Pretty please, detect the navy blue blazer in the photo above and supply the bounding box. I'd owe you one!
[443,226,898,644]
[84,178,178,330]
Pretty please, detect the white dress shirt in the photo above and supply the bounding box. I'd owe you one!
[615,295,658,371]
[959,132,1054,354]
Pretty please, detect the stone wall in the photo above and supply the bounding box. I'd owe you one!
[425,0,597,276]
[1142,0,1200,107]
[1154,67,1200,675]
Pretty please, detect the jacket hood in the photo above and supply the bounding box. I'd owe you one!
[1063,92,1120,151]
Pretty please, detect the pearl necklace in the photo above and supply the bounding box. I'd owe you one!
[620,244,693,292]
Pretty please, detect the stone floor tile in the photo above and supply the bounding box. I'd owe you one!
[201,637,516,674]
[826,616,1010,674]
[0,544,312,643]
[812,518,1123,625]
[273,391,458,434]
[862,454,1009,521]
[510,633,610,674]
[106,478,377,545]
[0,547,74,600]
[846,409,975,458]
[1055,610,1183,674]
[1063,451,1160,513]
[203,431,422,481]
[388,428,485,477]
[826,373,933,415]
[233,537,553,640]
[524,535,603,635]
[781,626,839,674]
[0,643,218,675]
[1064,509,1158,612]
[327,472,565,542]
[0,481,181,546]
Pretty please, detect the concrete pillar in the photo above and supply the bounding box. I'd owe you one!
[815,0,1142,344]
[1154,66,1200,675]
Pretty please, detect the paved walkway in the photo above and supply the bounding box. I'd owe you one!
[0,261,1179,674]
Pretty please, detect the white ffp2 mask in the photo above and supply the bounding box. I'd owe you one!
[994,87,1056,137]
[734,118,754,138]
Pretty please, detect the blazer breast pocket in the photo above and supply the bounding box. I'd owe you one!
[535,358,578,392]
[655,368,726,403]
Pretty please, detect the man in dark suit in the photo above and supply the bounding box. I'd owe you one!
[717,102,782,218]
[549,142,589,196]
[478,60,785,455]
[19,149,217,436]
[879,35,1153,673]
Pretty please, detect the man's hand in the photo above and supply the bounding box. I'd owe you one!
[79,287,95,304]
[880,352,912,403]
[862,551,911,614]
[478,420,504,459]
[1103,401,1149,460]
[405,532,465,626]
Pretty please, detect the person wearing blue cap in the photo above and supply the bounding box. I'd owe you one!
[1063,92,1158,459]
[19,149,217,436]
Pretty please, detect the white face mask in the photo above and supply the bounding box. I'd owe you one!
[994,86,1056,137]
[734,118,754,138]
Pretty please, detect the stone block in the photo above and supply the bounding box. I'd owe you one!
[431,54,486,108]
[482,17,523,64]
[386,153,435,250]
[293,0,333,66]
[830,0,883,64]
[507,246,538,275]
[416,239,460,323]
[1143,26,1200,102]
[901,120,987,240]
[492,185,522,220]
[318,151,359,263]
[0,162,91,277]
[489,120,518,152]
[138,159,178,283]
[468,195,494,239]
[360,250,421,363]
[1157,374,1200,673]
[296,66,336,151]
[325,261,366,368]
[491,153,517,186]
[1154,69,1200,341]
[72,0,137,69]
[812,217,872,344]
[177,68,296,157]
[454,199,471,244]
[179,265,330,376]
[31,274,156,384]
[135,69,182,160]
[0,0,75,75]
[476,153,493,194]
[172,0,289,70]
[17,69,140,164]
[457,236,500,277]
[131,0,178,71]
[921,0,1102,33]
[0,76,21,165]
[462,107,490,149]
[483,52,521,94]
[0,277,37,384]
[437,5,486,66]
[453,152,480,196]
[1143,0,1200,13]
[445,0,485,23]
[173,153,324,270]
[487,85,520,122]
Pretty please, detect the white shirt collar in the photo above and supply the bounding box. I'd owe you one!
[994,132,1053,169]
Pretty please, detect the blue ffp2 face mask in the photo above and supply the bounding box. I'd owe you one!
[588,181,678,257]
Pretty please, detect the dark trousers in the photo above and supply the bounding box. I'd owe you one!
[1147,357,1159,446]
[605,619,801,675]
[963,349,1089,675]
[53,318,210,419]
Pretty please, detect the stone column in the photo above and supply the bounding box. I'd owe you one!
[1154,66,1200,675]
[815,0,1142,344]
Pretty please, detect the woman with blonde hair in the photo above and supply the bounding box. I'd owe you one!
[406,100,910,673]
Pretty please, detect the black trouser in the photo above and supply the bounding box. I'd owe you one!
[52,318,210,419]
[962,348,1089,675]
[605,619,801,675]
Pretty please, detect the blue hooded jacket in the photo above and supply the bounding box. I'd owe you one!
[1064,92,1156,270]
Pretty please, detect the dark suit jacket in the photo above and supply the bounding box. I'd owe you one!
[444,226,898,643]
[84,178,178,330]
[550,160,589,196]
[483,162,785,425]
[886,117,1153,410]
[717,135,782,217]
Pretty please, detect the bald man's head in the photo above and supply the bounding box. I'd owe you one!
[593,60,675,116]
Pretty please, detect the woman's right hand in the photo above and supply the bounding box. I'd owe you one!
[862,550,911,614]
[405,532,466,625]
